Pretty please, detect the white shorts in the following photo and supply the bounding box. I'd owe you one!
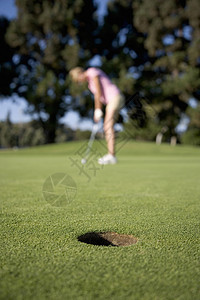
[106,94,125,112]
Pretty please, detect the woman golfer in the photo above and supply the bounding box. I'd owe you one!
[70,67,124,165]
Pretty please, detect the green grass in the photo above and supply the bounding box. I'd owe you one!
[0,141,200,300]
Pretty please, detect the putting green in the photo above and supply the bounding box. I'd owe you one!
[0,141,199,300]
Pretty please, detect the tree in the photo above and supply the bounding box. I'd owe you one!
[0,112,14,147]
[6,0,99,143]
[133,0,200,139]
[99,0,148,97]
[0,17,16,97]
[181,103,200,145]
[100,0,200,141]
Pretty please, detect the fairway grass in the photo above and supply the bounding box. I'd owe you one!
[0,141,199,300]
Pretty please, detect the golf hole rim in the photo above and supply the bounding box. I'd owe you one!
[77,231,138,247]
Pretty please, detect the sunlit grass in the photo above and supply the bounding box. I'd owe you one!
[0,141,199,299]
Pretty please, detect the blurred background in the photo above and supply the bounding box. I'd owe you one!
[0,0,199,148]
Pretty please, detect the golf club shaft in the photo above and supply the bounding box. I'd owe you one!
[84,123,99,160]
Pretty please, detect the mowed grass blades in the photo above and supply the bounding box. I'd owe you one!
[0,141,200,300]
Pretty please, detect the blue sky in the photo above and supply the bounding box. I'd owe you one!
[0,0,108,129]
[0,0,16,19]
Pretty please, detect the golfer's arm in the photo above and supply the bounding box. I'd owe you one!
[93,76,102,110]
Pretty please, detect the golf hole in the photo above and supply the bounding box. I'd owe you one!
[78,232,138,247]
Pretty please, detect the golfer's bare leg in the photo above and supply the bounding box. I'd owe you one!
[104,109,117,156]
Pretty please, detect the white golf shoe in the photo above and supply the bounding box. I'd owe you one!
[98,154,117,165]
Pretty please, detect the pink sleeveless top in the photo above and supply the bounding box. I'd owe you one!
[85,68,120,104]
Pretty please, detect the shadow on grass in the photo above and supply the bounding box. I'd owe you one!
[78,232,116,246]
[78,231,138,247]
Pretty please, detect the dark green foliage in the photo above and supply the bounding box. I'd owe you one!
[99,0,200,141]
[0,118,96,148]
[0,17,16,96]
[181,104,200,145]
[5,0,99,143]
[181,128,200,145]
[99,0,147,97]
[133,0,200,136]
[0,118,45,148]
[121,97,161,141]
[74,129,91,141]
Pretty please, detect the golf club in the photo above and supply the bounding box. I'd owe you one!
[81,122,100,164]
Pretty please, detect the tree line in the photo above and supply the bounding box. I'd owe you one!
[0,114,93,148]
[0,0,199,147]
